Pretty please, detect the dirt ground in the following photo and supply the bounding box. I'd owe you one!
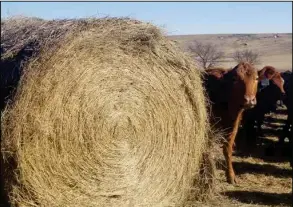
[198,106,292,207]
[168,33,292,71]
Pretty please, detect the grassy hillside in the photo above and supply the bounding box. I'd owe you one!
[168,33,292,71]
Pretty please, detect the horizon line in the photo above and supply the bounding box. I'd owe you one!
[168,32,292,36]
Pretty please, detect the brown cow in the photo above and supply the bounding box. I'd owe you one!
[242,66,286,146]
[203,62,259,184]
[258,66,285,94]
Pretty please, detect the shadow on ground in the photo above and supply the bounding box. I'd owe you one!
[233,123,292,164]
[223,191,292,206]
[234,138,292,163]
[265,116,287,124]
[216,159,292,178]
[233,161,292,178]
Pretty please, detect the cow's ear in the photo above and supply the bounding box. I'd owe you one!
[206,69,226,79]
[258,66,276,80]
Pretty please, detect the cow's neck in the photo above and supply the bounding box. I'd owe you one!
[228,102,245,122]
[222,71,235,102]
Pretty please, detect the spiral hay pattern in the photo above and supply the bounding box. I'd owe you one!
[2,17,212,206]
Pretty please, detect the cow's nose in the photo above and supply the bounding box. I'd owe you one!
[250,97,257,105]
[244,95,257,108]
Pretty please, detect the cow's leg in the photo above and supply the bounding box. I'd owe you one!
[280,112,292,143]
[223,136,236,184]
[256,113,264,139]
[246,119,257,146]
[280,119,289,144]
[287,113,292,143]
[223,112,243,184]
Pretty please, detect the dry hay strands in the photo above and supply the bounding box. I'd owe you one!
[1,17,214,207]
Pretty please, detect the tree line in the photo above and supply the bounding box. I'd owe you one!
[188,41,261,69]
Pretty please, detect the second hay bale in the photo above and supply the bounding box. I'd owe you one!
[2,17,213,206]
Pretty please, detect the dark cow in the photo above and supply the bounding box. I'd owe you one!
[281,70,292,86]
[280,71,292,145]
[280,70,292,111]
[203,62,259,184]
[287,74,293,167]
[242,66,285,145]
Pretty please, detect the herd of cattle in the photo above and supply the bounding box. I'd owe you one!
[0,60,292,190]
[204,62,292,184]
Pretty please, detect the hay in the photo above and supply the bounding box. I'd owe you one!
[1,17,214,206]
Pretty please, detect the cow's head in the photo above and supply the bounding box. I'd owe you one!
[228,62,258,109]
[205,68,227,79]
[258,66,285,97]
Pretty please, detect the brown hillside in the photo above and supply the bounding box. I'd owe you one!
[168,33,292,71]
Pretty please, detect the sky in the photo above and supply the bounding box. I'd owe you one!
[1,2,292,35]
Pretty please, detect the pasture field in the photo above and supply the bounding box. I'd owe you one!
[168,33,292,71]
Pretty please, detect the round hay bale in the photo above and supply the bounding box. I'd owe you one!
[1,17,213,206]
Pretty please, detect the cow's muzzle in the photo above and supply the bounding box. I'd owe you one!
[243,95,257,109]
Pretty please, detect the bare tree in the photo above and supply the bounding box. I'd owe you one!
[189,41,224,69]
[232,49,261,65]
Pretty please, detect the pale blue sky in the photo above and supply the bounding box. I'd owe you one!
[1,2,292,35]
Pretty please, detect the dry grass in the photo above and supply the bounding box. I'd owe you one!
[1,17,216,206]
